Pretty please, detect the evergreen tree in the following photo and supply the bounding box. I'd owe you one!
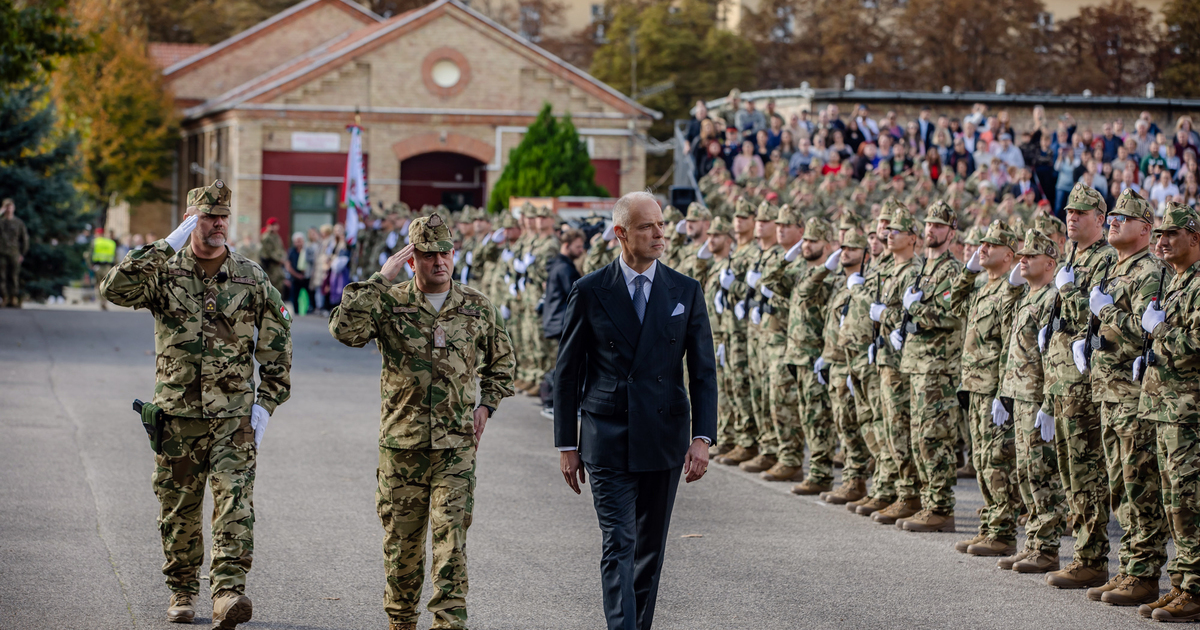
[487,103,608,214]
[0,0,90,85]
[1160,0,1200,98]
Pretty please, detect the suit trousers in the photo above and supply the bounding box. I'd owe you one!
[586,464,682,630]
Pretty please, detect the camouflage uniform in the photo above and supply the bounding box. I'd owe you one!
[950,221,1023,543]
[520,209,560,386]
[673,203,712,280]
[899,202,965,518]
[721,200,761,452]
[99,180,292,598]
[1044,183,1116,569]
[824,232,871,486]
[329,213,515,628]
[1000,230,1067,554]
[0,207,29,305]
[259,228,288,295]
[702,217,739,448]
[741,203,783,467]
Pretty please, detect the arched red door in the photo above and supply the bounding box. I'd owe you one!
[399,151,486,211]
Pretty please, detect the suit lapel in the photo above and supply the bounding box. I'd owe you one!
[630,265,680,375]
[595,260,639,347]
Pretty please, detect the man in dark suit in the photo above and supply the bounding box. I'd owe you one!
[554,192,718,630]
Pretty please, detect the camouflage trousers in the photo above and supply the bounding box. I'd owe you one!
[1102,400,1168,578]
[0,252,20,301]
[967,392,1019,543]
[377,446,476,628]
[797,365,835,485]
[909,373,959,514]
[852,363,897,502]
[1049,388,1110,565]
[152,415,256,596]
[713,335,737,448]
[1158,423,1200,594]
[725,332,757,449]
[746,329,777,455]
[767,347,804,468]
[830,362,869,482]
[880,366,918,501]
[1013,400,1067,552]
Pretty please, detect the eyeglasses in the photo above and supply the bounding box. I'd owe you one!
[1106,214,1127,223]
[886,229,908,236]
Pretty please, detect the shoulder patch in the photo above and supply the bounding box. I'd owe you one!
[393,306,419,314]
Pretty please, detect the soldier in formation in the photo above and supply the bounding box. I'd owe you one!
[0,197,28,307]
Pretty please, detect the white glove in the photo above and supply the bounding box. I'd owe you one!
[697,239,712,260]
[1055,265,1075,290]
[868,343,876,365]
[824,248,843,271]
[460,267,470,284]
[746,269,762,288]
[847,272,865,288]
[760,285,775,299]
[720,268,735,290]
[870,302,886,322]
[675,220,688,235]
[1072,339,1088,374]
[513,259,528,274]
[784,239,804,262]
[491,228,506,243]
[165,214,199,251]
[903,287,924,311]
[716,343,726,368]
[508,283,518,297]
[839,313,846,328]
[750,305,762,325]
[452,252,461,267]
[1035,409,1056,442]
[966,249,982,273]
[889,328,903,351]
[464,251,474,266]
[1038,325,1049,353]
[846,375,856,397]
[714,290,725,314]
[501,248,514,263]
[378,252,389,267]
[991,398,1009,427]
[734,302,746,320]
[1008,265,1027,286]
[500,304,511,320]
[1142,301,1165,334]
[602,224,616,241]
[1132,356,1144,382]
[1089,286,1113,317]
[250,404,270,449]
[523,251,536,267]
[400,221,410,236]
[813,356,827,375]
[816,369,827,386]
[517,277,526,293]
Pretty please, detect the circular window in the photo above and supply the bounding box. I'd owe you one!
[431,60,461,88]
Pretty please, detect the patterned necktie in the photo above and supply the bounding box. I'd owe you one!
[632,275,648,324]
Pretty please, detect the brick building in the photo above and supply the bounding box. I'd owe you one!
[151,0,657,240]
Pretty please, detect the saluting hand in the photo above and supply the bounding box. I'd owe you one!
[381,244,415,281]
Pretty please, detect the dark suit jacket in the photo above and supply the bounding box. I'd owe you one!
[542,252,581,339]
[553,259,718,472]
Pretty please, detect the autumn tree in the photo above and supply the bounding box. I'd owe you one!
[124,0,304,43]
[0,0,89,84]
[1159,0,1200,97]
[1052,0,1163,95]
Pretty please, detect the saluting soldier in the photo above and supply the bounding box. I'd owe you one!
[100,180,293,628]
[329,213,515,630]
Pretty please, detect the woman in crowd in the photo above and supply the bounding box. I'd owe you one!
[733,139,765,179]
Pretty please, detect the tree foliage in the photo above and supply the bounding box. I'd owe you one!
[0,0,90,85]
[487,103,608,213]
[1159,0,1200,97]
[124,0,304,44]
[1053,0,1162,96]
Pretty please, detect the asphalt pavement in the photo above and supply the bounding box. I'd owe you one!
[0,307,1162,629]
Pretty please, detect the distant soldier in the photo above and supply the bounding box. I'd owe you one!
[0,198,29,307]
[259,217,288,295]
[329,213,514,630]
[100,180,292,628]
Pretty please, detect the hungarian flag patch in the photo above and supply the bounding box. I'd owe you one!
[280,305,290,320]
[943,290,952,301]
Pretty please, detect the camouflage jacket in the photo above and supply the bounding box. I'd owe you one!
[751,245,787,345]
[330,275,515,449]
[583,237,619,276]
[259,231,286,265]
[821,269,852,363]
[1045,238,1115,396]
[703,254,735,353]
[782,262,836,364]
[840,258,883,373]
[0,215,29,255]
[878,255,924,370]
[721,240,758,347]
[952,269,1023,395]
[1092,248,1172,403]
[674,240,707,282]
[99,241,292,418]
[1139,260,1200,424]
[900,250,965,375]
[999,283,1054,404]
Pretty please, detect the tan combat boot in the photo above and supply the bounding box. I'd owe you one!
[854,496,891,516]
[514,379,531,391]
[1046,560,1108,589]
[872,498,920,524]
[998,550,1031,571]
[212,590,253,629]
[901,509,955,533]
[389,622,417,630]
[709,443,733,458]
[954,533,987,554]
[1013,550,1059,573]
[1141,586,1182,618]
[821,478,867,504]
[790,479,832,495]
[832,451,845,468]
[1086,573,1126,601]
[1154,591,1200,622]
[738,453,776,473]
[967,537,1016,556]
[956,461,976,479]
[717,445,757,465]
[167,592,196,624]
[760,463,804,482]
[1102,575,1161,606]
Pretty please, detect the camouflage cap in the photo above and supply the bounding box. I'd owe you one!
[1033,213,1067,238]
[409,213,455,252]
[890,206,919,234]
[839,212,865,231]
[841,230,869,249]
[775,204,802,226]
[802,217,835,242]
[663,205,685,223]
[923,200,958,229]
[1064,182,1107,213]
[877,197,902,223]
[499,213,518,229]
[1110,188,1153,223]
[733,198,755,218]
[1153,202,1200,234]
[979,219,1018,251]
[707,215,734,236]
[963,226,984,245]
[1016,229,1059,258]
[186,180,231,216]
[755,201,778,222]
[685,202,712,221]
